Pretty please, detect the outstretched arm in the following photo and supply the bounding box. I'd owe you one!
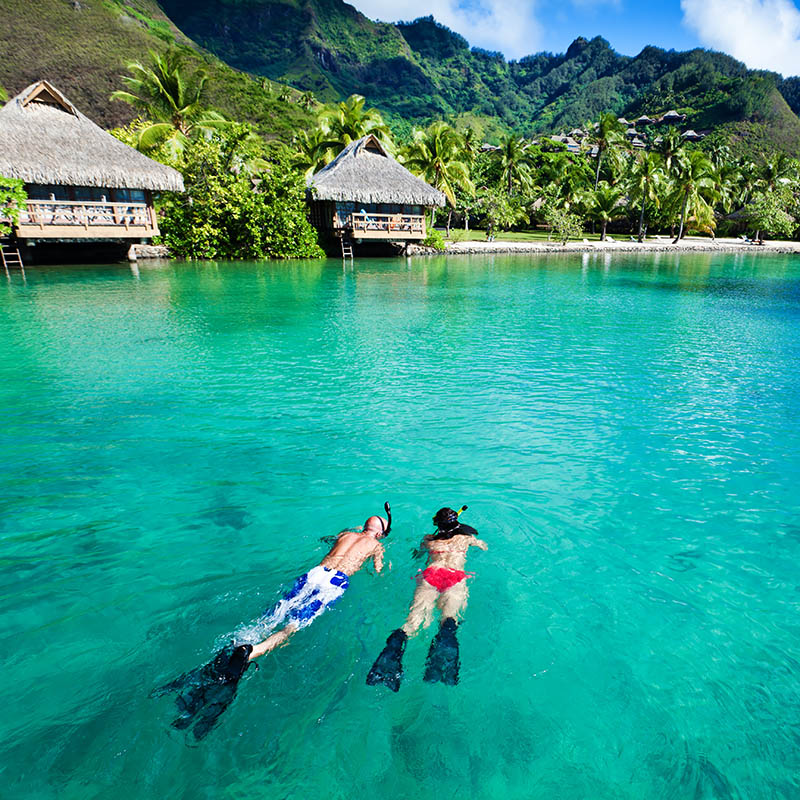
[471,538,488,551]
[373,543,385,573]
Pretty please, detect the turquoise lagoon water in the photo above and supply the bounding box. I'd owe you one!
[1,252,800,799]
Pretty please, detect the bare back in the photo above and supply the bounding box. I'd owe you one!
[424,533,486,570]
[320,531,384,575]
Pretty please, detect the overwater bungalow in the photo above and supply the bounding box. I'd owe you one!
[306,135,446,253]
[0,81,183,262]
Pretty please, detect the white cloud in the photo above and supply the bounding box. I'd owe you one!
[351,0,543,59]
[681,0,800,76]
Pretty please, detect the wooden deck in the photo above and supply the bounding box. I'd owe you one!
[4,200,159,239]
[346,212,426,240]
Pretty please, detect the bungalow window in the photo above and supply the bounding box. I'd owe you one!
[111,188,146,204]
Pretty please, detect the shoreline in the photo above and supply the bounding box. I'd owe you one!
[407,237,800,257]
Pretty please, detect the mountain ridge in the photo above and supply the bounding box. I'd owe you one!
[155,0,800,153]
[1,0,800,156]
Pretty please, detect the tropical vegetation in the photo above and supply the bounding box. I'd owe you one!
[105,43,800,259]
[0,176,26,237]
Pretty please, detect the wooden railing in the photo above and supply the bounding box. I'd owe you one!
[2,200,159,238]
[20,200,154,229]
[346,212,426,239]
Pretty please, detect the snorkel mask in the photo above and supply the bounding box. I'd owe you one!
[432,505,468,534]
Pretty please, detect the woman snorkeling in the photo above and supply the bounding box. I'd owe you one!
[366,506,487,691]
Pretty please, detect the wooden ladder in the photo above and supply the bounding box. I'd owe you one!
[341,238,354,260]
[1,244,24,273]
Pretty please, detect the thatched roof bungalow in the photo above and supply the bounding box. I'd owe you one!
[658,110,687,125]
[0,81,183,242]
[306,135,446,243]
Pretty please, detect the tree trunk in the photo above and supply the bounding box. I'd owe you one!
[637,198,646,242]
[594,148,603,189]
[446,209,453,238]
[673,191,689,244]
[464,210,469,232]
[601,221,607,241]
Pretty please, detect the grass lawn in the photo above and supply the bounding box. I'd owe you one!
[437,229,607,243]
[436,229,721,244]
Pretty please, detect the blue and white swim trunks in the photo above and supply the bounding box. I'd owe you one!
[260,565,349,630]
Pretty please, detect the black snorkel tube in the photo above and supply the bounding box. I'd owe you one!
[382,501,392,537]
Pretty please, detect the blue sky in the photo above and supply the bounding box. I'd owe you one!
[350,0,800,77]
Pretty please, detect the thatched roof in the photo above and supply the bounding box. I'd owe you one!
[308,135,446,207]
[0,81,183,192]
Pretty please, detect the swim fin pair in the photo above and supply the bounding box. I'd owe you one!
[151,643,253,740]
[366,619,460,692]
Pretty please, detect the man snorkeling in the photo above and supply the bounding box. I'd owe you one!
[154,505,391,740]
[366,506,487,692]
[246,511,389,660]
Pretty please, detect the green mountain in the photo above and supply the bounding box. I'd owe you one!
[2,0,800,155]
[157,0,800,154]
[0,0,314,138]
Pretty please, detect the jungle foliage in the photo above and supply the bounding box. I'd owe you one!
[0,176,27,237]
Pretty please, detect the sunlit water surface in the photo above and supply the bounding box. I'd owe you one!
[2,252,800,799]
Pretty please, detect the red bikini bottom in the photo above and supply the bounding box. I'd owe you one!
[422,566,472,593]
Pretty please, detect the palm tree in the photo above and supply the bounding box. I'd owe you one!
[461,127,481,166]
[493,135,534,194]
[588,113,625,188]
[756,152,797,191]
[670,149,717,243]
[319,95,391,153]
[656,127,684,177]
[111,49,228,156]
[628,151,663,242]
[293,127,334,177]
[711,160,742,215]
[299,91,316,112]
[278,85,292,102]
[402,121,474,226]
[584,181,625,241]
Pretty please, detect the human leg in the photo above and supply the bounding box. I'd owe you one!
[436,579,469,622]
[401,578,440,636]
[424,580,468,686]
[248,622,299,661]
[249,566,348,660]
[366,578,437,692]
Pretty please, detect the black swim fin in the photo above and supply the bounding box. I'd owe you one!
[366,629,407,692]
[152,643,253,740]
[423,618,460,686]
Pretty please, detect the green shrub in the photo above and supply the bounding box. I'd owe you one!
[421,228,446,250]
[544,207,583,245]
[158,126,324,260]
[0,176,27,237]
